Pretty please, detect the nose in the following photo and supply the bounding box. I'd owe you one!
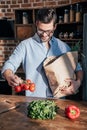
[42,31,48,36]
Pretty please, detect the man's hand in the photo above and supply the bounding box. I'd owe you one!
[60,70,83,96]
[6,74,23,87]
[3,69,23,87]
[60,79,80,95]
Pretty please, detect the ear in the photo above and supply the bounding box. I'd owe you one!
[54,23,57,30]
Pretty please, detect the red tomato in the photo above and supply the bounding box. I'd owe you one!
[15,86,22,93]
[14,79,35,92]
[26,79,31,84]
[29,83,35,92]
[20,83,25,90]
[23,84,30,90]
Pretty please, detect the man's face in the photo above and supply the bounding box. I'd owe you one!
[36,20,56,42]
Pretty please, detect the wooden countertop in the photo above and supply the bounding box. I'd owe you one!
[0,94,87,130]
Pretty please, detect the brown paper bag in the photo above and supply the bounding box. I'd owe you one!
[43,51,78,98]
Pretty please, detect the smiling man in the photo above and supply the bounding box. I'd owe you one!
[1,8,83,98]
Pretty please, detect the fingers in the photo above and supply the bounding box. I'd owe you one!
[59,79,79,96]
[8,74,23,87]
[9,80,19,87]
[64,78,73,81]
[61,87,76,95]
[13,75,23,84]
[64,80,71,87]
[61,89,74,95]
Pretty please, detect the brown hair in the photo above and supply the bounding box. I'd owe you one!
[36,8,57,25]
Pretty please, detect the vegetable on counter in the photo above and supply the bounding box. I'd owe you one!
[65,105,80,119]
[27,100,58,120]
[14,79,35,93]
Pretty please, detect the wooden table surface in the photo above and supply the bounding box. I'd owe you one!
[0,94,87,130]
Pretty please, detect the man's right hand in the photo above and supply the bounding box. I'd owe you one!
[3,69,23,87]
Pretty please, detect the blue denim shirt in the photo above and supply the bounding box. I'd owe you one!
[1,33,82,98]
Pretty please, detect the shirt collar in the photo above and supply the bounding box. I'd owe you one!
[32,33,42,43]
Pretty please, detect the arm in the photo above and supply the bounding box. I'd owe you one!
[61,70,83,95]
[1,42,25,87]
[76,70,83,88]
[3,69,22,87]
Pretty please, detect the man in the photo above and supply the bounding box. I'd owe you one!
[1,8,83,98]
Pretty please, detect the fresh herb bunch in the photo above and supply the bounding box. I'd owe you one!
[27,100,58,120]
[71,40,81,51]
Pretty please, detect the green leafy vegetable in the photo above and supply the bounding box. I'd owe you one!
[71,40,82,51]
[27,100,58,120]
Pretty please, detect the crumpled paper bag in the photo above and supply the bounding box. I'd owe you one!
[43,51,78,98]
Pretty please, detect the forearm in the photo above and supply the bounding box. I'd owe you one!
[76,70,83,87]
[2,69,22,87]
[3,69,14,80]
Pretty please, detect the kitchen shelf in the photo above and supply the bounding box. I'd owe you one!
[57,22,83,25]
[60,38,82,41]
[15,24,35,40]
[14,1,87,44]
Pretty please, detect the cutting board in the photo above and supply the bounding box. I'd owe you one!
[0,98,19,114]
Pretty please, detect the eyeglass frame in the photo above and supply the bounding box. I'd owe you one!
[37,28,54,37]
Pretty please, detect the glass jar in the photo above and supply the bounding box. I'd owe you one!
[58,16,63,23]
[75,3,81,22]
[69,32,74,39]
[64,32,68,39]
[70,5,75,22]
[64,9,69,23]
[59,32,64,39]
[22,12,28,24]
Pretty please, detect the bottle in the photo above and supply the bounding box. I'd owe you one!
[22,12,28,24]
[58,16,63,23]
[64,9,69,23]
[75,3,81,22]
[70,5,75,22]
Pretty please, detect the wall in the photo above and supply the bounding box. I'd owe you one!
[0,0,86,71]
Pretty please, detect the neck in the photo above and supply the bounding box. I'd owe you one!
[44,41,50,49]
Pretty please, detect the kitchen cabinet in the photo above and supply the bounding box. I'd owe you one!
[15,24,35,40]
[54,2,87,45]
[15,1,87,46]
[53,1,87,64]
[0,80,12,95]
[15,9,38,40]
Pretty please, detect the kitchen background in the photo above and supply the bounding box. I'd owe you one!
[0,0,87,100]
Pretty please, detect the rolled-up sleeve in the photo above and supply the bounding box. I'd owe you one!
[1,42,24,74]
[76,62,82,71]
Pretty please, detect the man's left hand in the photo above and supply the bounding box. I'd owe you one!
[60,79,80,95]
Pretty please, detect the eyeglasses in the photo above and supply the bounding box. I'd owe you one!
[37,28,54,36]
